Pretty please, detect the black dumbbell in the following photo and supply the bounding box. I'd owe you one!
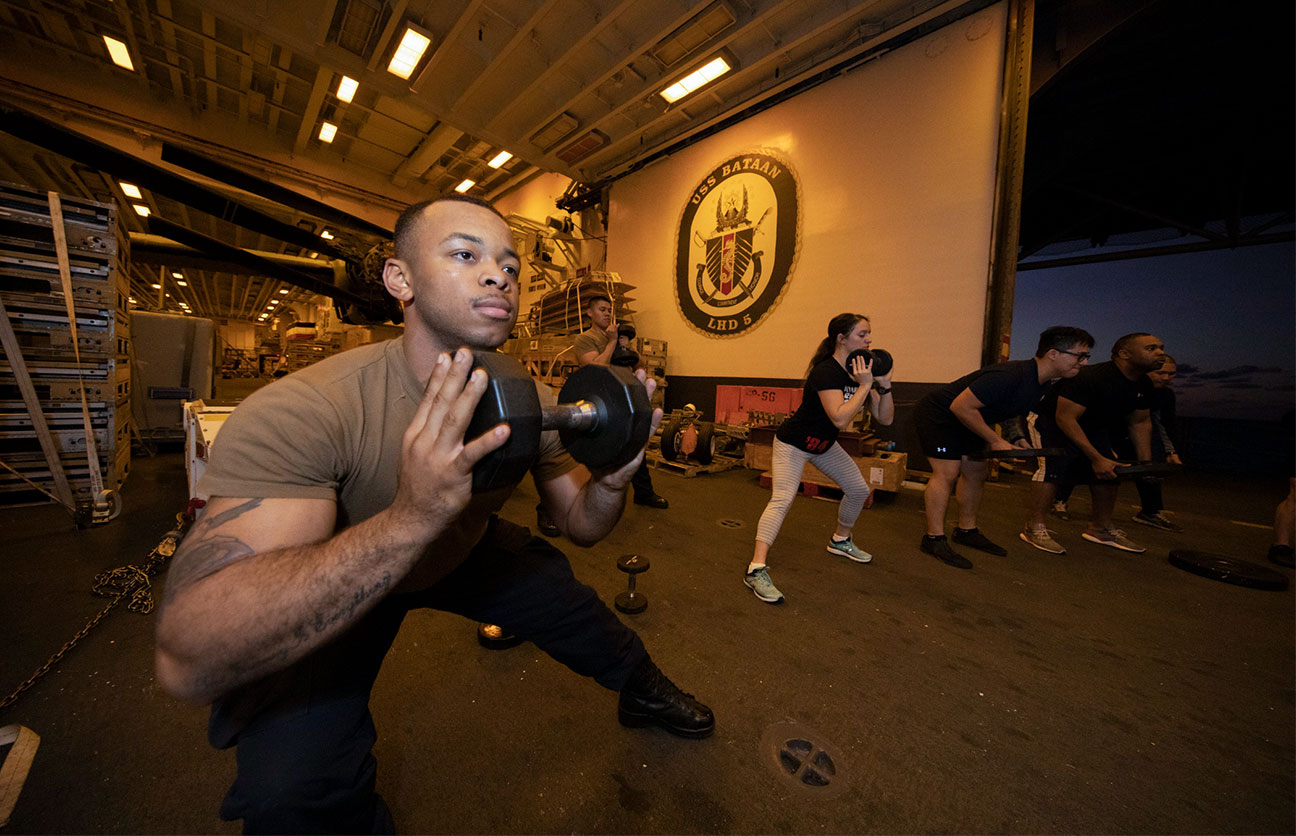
[467,351,653,492]
[614,553,649,614]
[845,348,893,378]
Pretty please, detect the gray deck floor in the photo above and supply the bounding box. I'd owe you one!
[1,452,1292,834]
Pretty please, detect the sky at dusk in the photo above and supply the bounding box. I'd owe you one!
[1010,242,1295,420]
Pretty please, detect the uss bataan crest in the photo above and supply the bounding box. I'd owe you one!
[674,150,800,337]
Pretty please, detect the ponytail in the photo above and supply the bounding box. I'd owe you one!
[806,313,869,376]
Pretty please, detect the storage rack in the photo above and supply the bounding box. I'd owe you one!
[0,182,131,510]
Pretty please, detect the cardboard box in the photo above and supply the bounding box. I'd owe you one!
[745,442,907,493]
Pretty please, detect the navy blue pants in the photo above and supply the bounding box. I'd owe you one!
[207,516,647,834]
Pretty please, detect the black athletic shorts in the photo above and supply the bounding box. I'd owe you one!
[913,403,983,460]
[1036,416,1114,485]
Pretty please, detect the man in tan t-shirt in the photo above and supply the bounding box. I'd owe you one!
[154,194,713,833]
[572,293,668,509]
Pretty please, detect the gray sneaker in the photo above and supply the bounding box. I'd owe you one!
[1132,511,1183,532]
[826,537,873,564]
[744,567,784,603]
[1081,527,1146,553]
[1020,525,1066,554]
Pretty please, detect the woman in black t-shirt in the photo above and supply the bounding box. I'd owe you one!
[743,313,894,604]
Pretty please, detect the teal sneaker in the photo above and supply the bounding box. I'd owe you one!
[827,537,873,564]
[744,567,784,603]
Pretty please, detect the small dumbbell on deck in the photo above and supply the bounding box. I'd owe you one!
[467,352,653,492]
[615,553,649,614]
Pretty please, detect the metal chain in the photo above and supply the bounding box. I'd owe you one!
[0,513,189,714]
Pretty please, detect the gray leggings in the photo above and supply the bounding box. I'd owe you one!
[755,437,871,546]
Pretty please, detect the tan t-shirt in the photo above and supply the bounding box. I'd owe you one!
[197,337,578,591]
[571,326,609,364]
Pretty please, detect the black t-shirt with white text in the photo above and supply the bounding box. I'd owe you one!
[776,357,858,453]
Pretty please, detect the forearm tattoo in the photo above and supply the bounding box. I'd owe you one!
[162,499,263,603]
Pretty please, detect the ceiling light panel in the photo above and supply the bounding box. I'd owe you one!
[660,56,732,103]
[650,2,738,68]
[103,35,135,71]
[388,26,432,80]
[120,182,142,199]
[319,121,338,143]
[337,75,359,102]
[487,150,513,168]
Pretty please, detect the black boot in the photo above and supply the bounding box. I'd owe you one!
[618,658,714,738]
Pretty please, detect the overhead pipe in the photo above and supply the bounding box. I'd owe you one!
[144,217,368,307]
[0,106,349,258]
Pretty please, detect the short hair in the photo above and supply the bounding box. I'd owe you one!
[585,293,611,310]
[1159,354,1176,366]
[1035,326,1095,358]
[1112,332,1153,360]
[392,193,507,261]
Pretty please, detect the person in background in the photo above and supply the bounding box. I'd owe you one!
[572,295,668,510]
[1269,409,1295,568]
[913,326,1094,569]
[1126,355,1184,531]
[743,313,893,604]
[1021,333,1166,555]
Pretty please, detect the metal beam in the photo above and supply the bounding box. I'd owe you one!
[1016,231,1295,271]
[982,0,1033,367]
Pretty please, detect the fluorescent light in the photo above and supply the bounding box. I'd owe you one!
[151,283,161,289]
[487,151,513,168]
[171,271,183,278]
[176,280,187,286]
[128,297,136,303]
[318,121,338,143]
[336,75,358,103]
[659,56,732,103]
[388,27,431,79]
[320,229,334,239]
[454,179,475,193]
[133,204,150,217]
[103,36,135,71]
[120,182,142,199]
[278,288,289,294]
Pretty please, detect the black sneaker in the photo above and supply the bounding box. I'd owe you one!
[1269,544,1295,568]
[633,494,669,509]
[920,535,973,569]
[618,658,714,738]
[952,527,1008,556]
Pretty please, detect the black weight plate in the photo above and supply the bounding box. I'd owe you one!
[969,447,1066,460]
[468,352,542,492]
[1168,550,1290,591]
[558,365,651,471]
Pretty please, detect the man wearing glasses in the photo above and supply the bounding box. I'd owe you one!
[1022,333,1168,554]
[914,326,1096,568]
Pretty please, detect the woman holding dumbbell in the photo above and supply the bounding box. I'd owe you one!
[744,313,894,603]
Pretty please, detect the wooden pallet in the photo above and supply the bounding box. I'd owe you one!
[645,450,742,477]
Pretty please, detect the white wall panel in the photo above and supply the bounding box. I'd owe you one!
[606,3,1007,383]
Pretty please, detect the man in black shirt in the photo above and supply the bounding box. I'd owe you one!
[1021,333,1167,554]
[914,326,1094,568]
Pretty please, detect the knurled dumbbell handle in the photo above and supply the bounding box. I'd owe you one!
[541,400,599,433]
